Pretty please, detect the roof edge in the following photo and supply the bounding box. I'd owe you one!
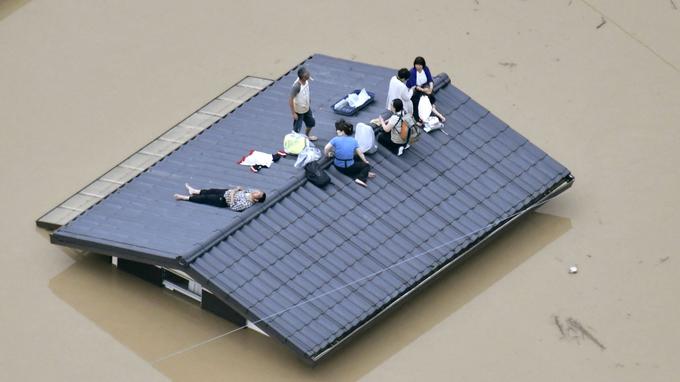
[51,231,181,269]
[310,173,574,362]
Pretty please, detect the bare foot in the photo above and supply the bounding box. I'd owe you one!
[307,135,318,141]
[355,179,367,187]
[174,194,189,201]
[185,183,200,195]
[368,172,376,179]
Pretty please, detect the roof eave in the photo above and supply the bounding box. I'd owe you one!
[309,173,575,363]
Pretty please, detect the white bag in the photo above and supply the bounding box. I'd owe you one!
[354,122,377,154]
[423,116,443,133]
[418,93,433,122]
[294,144,322,168]
[283,132,309,155]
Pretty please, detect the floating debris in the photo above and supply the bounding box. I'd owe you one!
[596,17,607,29]
[568,265,578,274]
[554,315,606,350]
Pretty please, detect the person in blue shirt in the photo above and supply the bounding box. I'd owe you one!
[324,119,375,187]
[406,56,446,123]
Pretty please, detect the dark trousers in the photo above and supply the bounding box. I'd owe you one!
[335,161,371,183]
[292,109,316,133]
[189,189,229,208]
[377,131,405,155]
[411,90,436,122]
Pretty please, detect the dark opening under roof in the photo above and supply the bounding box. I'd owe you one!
[52,54,573,363]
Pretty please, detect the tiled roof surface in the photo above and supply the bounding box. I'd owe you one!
[52,54,572,363]
[53,55,395,260]
[189,84,570,361]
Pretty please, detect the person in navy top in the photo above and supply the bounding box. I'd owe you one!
[406,56,446,123]
[324,119,375,187]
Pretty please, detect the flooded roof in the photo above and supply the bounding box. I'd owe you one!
[51,54,573,363]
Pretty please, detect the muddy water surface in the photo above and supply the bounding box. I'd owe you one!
[2,1,679,381]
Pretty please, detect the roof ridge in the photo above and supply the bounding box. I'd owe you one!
[180,74,455,266]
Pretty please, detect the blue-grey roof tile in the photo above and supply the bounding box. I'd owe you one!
[51,54,572,363]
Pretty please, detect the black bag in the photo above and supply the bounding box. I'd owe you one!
[304,160,330,187]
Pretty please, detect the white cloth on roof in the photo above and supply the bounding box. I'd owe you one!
[346,89,371,108]
[238,150,274,167]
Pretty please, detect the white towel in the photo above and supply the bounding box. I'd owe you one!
[238,150,274,167]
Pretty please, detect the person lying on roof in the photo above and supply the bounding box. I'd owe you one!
[174,184,266,211]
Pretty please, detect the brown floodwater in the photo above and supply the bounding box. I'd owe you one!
[2,1,679,381]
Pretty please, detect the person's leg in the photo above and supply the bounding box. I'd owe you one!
[411,91,423,122]
[292,113,303,133]
[377,132,405,155]
[188,193,228,207]
[352,161,370,183]
[335,165,353,180]
[431,104,446,122]
[377,132,395,152]
[185,183,200,195]
[199,188,228,196]
[303,110,317,141]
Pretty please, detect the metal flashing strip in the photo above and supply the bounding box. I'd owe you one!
[36,76,274,230]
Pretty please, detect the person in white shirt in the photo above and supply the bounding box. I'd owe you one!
[406,56,446,123]
[386,68,413,115]
[289,67,318,141]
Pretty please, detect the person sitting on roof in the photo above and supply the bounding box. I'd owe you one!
[386,68,413,116]
[406,56,446,124]
[324,119,376,187]
[377,98,416,156]
[174,184,266,211]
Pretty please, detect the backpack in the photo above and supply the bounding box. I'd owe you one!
[304,160,330,187]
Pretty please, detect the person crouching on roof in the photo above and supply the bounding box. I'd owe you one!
[377,98,416,156]
[324,119,376,187]
[174,184,266,212]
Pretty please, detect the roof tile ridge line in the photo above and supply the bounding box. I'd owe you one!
[379,126,532,253]
[223,121,515,290]
[225,153,472,301]
[176,54,321,264]
[209,146,567,352]
[178,174,306,266]
[311,175,574,361]
[224,191,395,313]
[208,173,396,293]
[179,154,336,266]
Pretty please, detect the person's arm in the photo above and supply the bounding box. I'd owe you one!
[355,147,369,164]
[379,115,395,132]
[405,68,416,88]
[289,82,300,120]
[423,67,434,94]
[324,142,334,157]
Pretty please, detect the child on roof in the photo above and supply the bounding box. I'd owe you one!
[174,184,266,211]
[324,119,376,187]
